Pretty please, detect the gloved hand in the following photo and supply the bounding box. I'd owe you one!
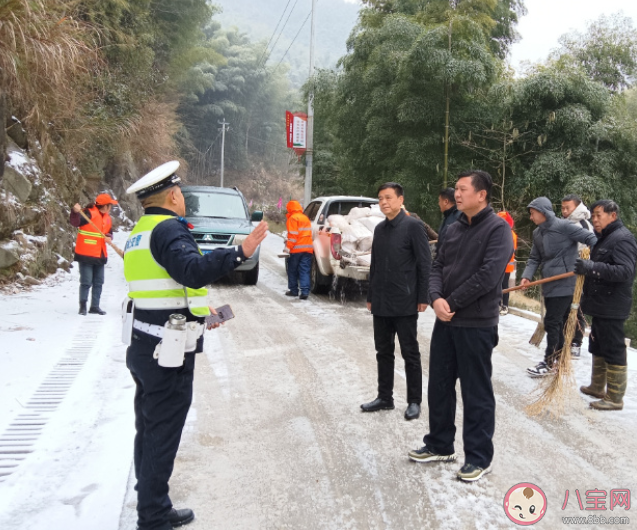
[574,258,593,275]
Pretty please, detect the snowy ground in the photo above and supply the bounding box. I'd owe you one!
[0,230,635,529]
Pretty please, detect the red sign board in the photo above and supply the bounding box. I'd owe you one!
[285,110,307,156]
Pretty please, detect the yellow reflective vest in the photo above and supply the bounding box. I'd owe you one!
[124,215,210,317]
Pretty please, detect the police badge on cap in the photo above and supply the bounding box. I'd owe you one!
[126,160,182,199]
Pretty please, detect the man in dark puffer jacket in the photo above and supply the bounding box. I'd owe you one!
[576,200,637,411]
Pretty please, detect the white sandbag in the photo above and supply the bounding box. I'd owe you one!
[327,214,349,230]
[340,224,358,245]
[369,204,384,218]
[347,207,371,221]
[356,254,372,267]
[357,236,373,252]
[341,241,358,255]
[356,216,383,233]
[349,220,373,238]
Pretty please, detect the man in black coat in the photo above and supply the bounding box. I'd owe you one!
[436,187,462,251]
[575,200,637,411]
[409,170,513,483]
[362,182,431,421]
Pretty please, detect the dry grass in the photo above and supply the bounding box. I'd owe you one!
[0,0,102,132]
[118,97,185,174]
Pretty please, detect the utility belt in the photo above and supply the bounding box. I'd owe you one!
[122,298,204,367]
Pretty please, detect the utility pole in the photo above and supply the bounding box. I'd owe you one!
[304,0,316,207]
[219,119,229,187]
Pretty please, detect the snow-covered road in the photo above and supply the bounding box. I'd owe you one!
[0,230,635,529]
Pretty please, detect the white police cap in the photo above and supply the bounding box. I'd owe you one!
[126,160,181,200]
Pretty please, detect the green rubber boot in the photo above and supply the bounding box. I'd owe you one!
[590,364,627,411]
[580,355,607,399]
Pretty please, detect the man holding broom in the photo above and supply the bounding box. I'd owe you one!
[521,197,597,377]
[575,200,637,410]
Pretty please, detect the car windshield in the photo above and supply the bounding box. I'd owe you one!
[183,191,247,219]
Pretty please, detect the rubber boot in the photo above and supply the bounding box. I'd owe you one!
[590,364,627,411]
[580,355,607,399]
[78,301,87,316]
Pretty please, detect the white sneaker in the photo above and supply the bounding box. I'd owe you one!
[526,361,554,378]
[571,344,581,359]
[499,306,509,316]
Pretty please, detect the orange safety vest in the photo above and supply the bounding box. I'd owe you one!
[286,200,314,254]
[506,230,518,274]
[75,206,111,259]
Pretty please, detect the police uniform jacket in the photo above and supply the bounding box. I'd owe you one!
[131,207,246,352]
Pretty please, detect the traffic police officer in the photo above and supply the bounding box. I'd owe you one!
[124,161,268,530]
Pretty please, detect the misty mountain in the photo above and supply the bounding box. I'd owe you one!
[214,0,360,86]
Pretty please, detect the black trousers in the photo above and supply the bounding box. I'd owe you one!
[501,272,511,307]
[574,307,587,346]
[543,296,572,362]
[589,317,627,366]
[127,337,196,530]
[373,314,422,404]
[424,321,498,469]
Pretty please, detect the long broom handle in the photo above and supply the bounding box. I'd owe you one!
[502,271,575,294]
[77,209,125,259]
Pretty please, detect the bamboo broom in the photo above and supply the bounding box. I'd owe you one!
[529,296,546,347]
[526,248,591,417]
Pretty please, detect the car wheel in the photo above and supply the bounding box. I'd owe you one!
[310,256,331,294]
[242,262,259,285]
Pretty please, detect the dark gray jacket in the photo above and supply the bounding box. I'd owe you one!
[429,206,513,328]
[581,220,637,320]
[522,197,597,298]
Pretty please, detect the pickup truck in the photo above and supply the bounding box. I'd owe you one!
[301,195,379,294]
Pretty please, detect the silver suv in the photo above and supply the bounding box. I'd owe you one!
[182,186,263,285]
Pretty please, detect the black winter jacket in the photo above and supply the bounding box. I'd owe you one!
[429,206,513,327]
[367,210,431,317]
[581,220,637,320]
[436,205,462,251]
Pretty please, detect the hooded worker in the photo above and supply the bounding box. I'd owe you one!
[496,211,517,316]
[520,197,597,377]
[70,193,118,315]
[285,200,314,299]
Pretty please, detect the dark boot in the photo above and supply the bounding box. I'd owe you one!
[78,301,87,316]
[88,306,107,315]
[590,364,627,411]
[580,355,607,399]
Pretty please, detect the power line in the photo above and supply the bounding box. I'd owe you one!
[274,10,312,72]
[265,0,301,67]
[256,0,294,71]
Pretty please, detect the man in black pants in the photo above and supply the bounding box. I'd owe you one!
[408,170,512,482]
[124,161,268,530]
[361,182,431,421]
[521,197,597,377]
[576,200,637,410]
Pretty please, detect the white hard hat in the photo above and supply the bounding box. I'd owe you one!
[127,160,181,199]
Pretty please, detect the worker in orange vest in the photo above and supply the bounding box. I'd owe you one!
[70,193,118,315]
[497,211,517,316]
[285,200,314,300]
